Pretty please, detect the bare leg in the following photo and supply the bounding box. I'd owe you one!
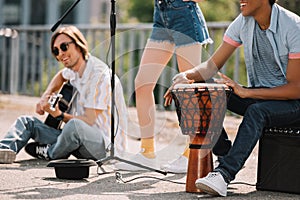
[135,40,175,157]
[115,42,203,171]
[160,44,203,173]
[176,43,203,154]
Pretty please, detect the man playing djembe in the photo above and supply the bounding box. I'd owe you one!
[165,0,300,196]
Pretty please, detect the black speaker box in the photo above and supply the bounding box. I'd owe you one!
[256,127,300,194]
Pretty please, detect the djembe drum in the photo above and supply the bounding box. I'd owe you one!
[171,83,231,193]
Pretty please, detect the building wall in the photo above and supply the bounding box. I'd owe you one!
[0,0,111,26]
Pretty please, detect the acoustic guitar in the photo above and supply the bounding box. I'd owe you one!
[44,81,77,129]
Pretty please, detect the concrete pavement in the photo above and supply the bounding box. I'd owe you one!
[0,94,299,199]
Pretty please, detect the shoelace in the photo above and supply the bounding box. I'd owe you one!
[207,172,220,179]
[36,145,49,158]
[206,172,230,186]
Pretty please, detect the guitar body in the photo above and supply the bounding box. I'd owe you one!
[44,82,75,129]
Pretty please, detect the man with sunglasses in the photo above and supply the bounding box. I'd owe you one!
[0,25,127,163]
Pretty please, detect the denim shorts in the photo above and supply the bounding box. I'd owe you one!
[150,0,213,47]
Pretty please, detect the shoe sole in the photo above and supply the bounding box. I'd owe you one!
[160,166,187,174]
[114,153,158,171]
[115,162,151,171]
[160,157,188,174]
[195,182,221,196]
[162,170,186,174]
[0,150,16,164]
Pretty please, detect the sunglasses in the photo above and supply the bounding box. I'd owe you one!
[52,41,74,56]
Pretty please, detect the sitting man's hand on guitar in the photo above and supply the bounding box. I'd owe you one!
[43,100,62,118]
[36,95,49,115]
[36,102,45,115]
[36,94,60,117]
[164,72,194,106]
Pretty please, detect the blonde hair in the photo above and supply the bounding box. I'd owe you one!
[50,25,89,60]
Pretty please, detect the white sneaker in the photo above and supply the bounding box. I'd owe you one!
[160,155,188,174]
[0,149,16,164]
[114,153,156,171]
[195,172,228,196]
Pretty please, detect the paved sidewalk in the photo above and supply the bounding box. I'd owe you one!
[0,95,299,199]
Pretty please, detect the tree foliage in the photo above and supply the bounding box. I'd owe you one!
[125,0,300,23]
[200,0,239,21]
[277,0,300,16]
[127,0,154,22]
[126,0,238,23]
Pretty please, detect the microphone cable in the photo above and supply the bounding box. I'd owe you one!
[115,171,256,187]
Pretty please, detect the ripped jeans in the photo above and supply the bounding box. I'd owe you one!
[0,116,106,160]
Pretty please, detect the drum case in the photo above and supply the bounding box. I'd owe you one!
[256,125,300,194]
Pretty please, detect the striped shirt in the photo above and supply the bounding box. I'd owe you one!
[252,22,286,87]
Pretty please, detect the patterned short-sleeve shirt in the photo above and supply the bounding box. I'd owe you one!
[62,54,127,153]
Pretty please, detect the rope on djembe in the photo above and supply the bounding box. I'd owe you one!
[171,86,230,138]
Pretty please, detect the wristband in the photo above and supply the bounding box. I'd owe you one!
[55,112,64,121]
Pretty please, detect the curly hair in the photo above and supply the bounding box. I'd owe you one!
[50,25,89,60]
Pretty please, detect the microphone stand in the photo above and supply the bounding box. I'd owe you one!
[51,0,166,175]
[51,0,81,32]
[96,0,166,175]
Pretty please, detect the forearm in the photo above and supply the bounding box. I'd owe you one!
[42,70,66,98]
[245,84,300,100]
[184,41,236,82]
[185,60,219,82]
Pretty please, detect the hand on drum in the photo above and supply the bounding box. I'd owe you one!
[217,72,248,98]
[164,72,194,106]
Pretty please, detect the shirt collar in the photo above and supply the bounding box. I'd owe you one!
[269,4,279,33]
[78,54,91,83]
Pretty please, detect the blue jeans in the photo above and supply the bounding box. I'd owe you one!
[151,0,212,47]
[213,93,300,182]
[0,116,106,160]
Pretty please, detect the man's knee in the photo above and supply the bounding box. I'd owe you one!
[62,118,85,137]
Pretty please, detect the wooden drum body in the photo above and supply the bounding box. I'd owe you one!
[171,83,231,193]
